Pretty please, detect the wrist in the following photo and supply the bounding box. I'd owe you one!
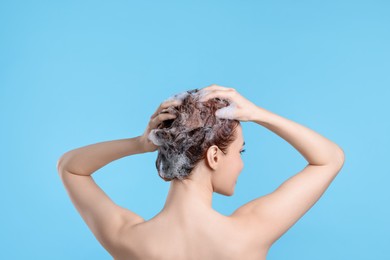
[251,106,269,125]
[136,135,155,154]
[132,136,143,152]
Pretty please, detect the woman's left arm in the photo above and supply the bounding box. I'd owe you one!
[57,136,146,176]
[56,136,147,257]
[56,98,182,257]
[57,97,183,175]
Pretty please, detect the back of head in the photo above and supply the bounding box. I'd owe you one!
[148,88,240,181]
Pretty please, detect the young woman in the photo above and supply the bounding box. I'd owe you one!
[57,84,345,260]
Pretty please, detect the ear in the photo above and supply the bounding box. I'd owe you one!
[206,145,221,170]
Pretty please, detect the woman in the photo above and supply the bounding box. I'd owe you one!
[57,84,345,260]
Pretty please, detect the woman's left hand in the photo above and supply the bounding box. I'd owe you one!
[138,98,182,153]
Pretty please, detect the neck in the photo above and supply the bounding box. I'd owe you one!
[161,171,214,218]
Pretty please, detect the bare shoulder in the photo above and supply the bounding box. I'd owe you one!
[230,159,345,247]
[109,220,146,260]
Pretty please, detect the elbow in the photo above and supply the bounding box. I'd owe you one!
[333,146,345,169]
[338,146,345,161]
[57,157,64,175]
[56,154,68,174]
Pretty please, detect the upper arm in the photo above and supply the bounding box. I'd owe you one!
[231,153,345,247]
[58,169,145,255]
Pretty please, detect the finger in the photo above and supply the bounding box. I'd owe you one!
[197,85,228,99]
[150,103,179,120]
[199,88,234,102]
[154,109,178,121]
[161,98,182,109]
[150,113,177,128]
[150,99,182,119]
[198,84,234,99]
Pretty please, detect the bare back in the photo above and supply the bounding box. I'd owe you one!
[58,86,345,260]
[114,211,269,260]
[112,160,345,260]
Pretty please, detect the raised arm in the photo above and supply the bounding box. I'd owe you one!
[56,98,183,257]
[253,106,344,166]
[233,100,345,248]
[57,137,147,257]
[198,84,345,248]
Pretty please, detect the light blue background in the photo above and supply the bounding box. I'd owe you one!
[1,0,389,259]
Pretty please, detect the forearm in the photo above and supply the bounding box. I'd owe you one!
[57,136,145,176]
[252,106,344,166]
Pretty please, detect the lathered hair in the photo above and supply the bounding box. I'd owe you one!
[148,88,240,181]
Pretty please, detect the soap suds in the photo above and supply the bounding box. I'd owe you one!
[215,102,237,119]
[149,88,240,181]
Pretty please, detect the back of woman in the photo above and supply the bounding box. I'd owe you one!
[121,212,268,260]
[58,84,345,259]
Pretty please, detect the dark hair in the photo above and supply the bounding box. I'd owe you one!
[148,88,240,181]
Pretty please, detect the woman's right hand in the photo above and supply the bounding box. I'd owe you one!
[198,84,259,122]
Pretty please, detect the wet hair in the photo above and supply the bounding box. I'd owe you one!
[148,88,240,181]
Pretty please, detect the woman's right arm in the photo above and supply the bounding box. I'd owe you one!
[198,84,345,248]
[253,105,344,166]
[199,84,344,166]
[233,105,345,248]
[241,107,344,248]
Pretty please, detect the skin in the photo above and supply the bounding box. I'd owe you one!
[160,123,244,214]
[57,85,345,260]
[164,123,245,210]
[123,124,254,260]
